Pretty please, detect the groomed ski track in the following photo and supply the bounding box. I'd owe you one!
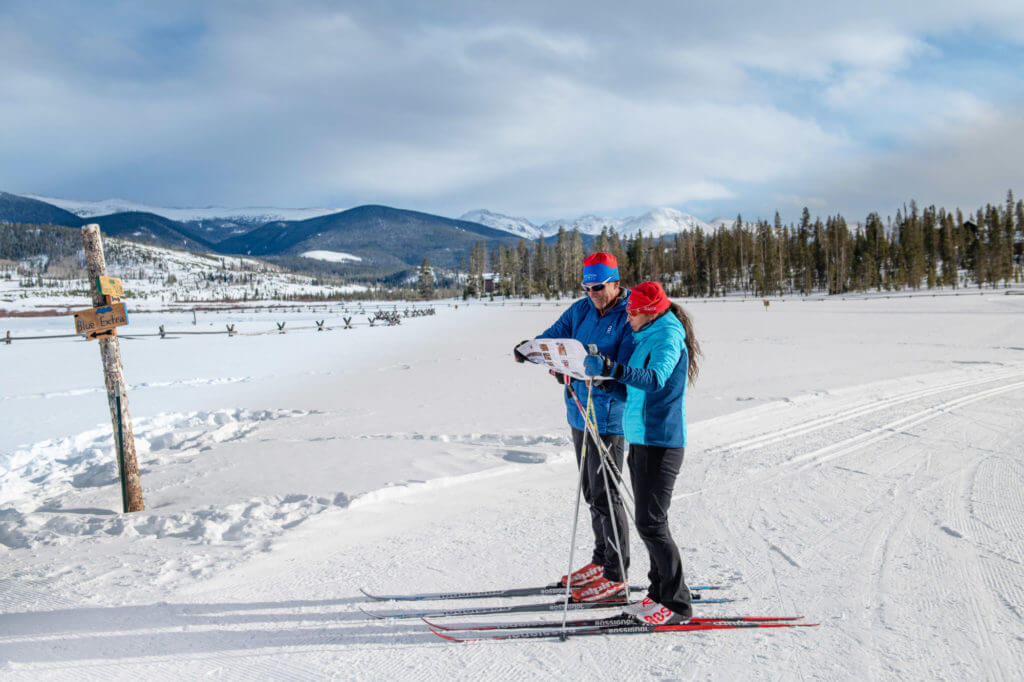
[4,300,1024,679]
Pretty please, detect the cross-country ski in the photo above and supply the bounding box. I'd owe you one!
[358,583,726,602]
[359,593,737,620]
[429,619,821,643]
[422,614,804,632]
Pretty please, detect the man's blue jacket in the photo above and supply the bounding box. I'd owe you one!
[538,290,635,435]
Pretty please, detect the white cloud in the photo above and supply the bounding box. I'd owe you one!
[804,109,1024,217]
[0,1,1021,222]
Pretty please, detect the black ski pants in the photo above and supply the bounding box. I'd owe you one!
[628,443,691,617]
[571,427,630,583]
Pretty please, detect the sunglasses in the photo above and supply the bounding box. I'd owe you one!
[581,279,612,292]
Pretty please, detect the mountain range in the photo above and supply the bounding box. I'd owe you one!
[1,191,717,275]
[459,207,713,239]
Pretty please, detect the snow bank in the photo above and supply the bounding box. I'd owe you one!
[0,409,309,509]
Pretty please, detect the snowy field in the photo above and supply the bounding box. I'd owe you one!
[0,238,367,317]
[2,293,1024,680]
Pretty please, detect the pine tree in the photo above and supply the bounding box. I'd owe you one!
[863,212,885,290]
[923,205,938,289]
[733,214,748,292]
[969,209,986,288]
[417,258,434,299]
[938,210,957,288]
[608,229,627,280]
[1016,199,1024,281]
[627,234,645,283]
[533,236,550,296]
[653,235,667,284]
[984,204,1005,288]
[774,212,787,295]
[516,239,532,297]
[569,228,585,289]
[694,228,709,296]
[554,227,569,294]
[900,201,925,289]
[1001,190,1016,285]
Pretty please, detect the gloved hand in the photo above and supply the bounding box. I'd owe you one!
[513,339,530,363]
[549,369,570,385]
[584,351,617,377]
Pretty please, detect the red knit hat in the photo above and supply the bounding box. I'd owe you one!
[628,281,670,315]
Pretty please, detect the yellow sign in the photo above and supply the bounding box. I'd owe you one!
[74,302,129,338]
[96,276,124,297]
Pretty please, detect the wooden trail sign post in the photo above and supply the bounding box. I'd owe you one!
[74,301,128,338]
[78,224,144,512]
[96,275,124,297]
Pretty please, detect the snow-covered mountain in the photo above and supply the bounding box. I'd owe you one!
[458,209,541,240]
[460,207,712,240]
[539,207,712,238]
[26,194,344,225]
[618,208,712,238]
[709,217,739,230]
[21,191,710,244]
[539,214,615,237]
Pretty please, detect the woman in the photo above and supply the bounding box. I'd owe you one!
[584,280,701,625]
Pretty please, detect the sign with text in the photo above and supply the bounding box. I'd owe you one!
[74,302,129,338]
[96,276,124,297]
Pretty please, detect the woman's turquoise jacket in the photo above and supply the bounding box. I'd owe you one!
[619,311,688,448]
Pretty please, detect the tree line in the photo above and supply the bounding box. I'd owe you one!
[461,191,1024,299]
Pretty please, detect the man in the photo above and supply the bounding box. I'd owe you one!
[513,252,634,602]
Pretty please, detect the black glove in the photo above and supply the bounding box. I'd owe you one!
[549,369,571,385]
[513,339,530,363]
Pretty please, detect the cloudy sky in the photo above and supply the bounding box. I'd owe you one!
[2,1,1023,223]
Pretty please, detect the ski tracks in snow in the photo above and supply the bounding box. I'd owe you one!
[682,363,1024,679]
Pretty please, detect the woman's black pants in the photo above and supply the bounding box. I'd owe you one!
[628,443,691,616]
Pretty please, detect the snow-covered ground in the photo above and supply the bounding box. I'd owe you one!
[2,294,1023,679]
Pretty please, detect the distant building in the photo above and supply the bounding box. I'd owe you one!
[483,272,498,293]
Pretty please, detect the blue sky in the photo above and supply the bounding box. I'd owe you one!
[1,1,1022,224]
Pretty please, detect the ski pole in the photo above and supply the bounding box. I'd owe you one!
[559,379,592,637]
[565,383,637,518]
[565,376,630,491]
[585,385,631,604]
[569,391,636,524]
[600,454,630,602]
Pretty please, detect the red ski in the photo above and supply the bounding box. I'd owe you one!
[429,619,818,642]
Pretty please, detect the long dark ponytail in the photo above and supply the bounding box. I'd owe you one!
[669,302,701,384]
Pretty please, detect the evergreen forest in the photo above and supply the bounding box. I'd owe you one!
[465,192,1024,299]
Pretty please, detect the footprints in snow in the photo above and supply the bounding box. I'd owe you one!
[0,414,567,552]
[1,492,348,551]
